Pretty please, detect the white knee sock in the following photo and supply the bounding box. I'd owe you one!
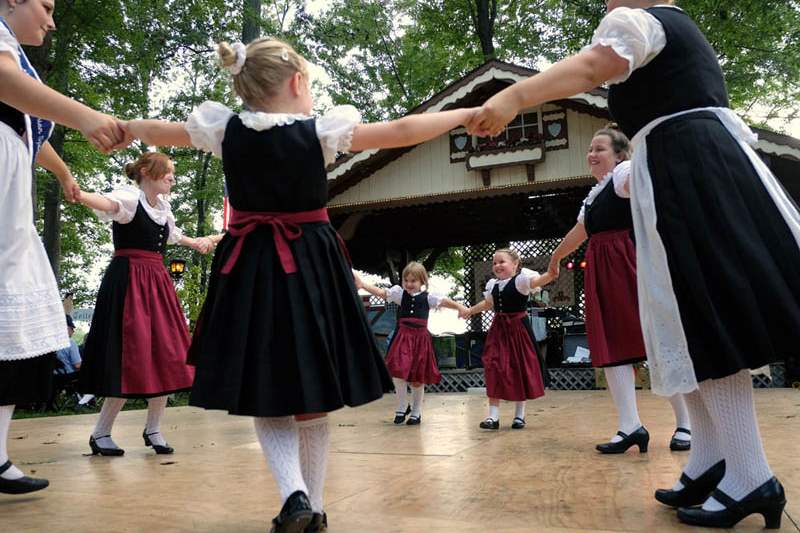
[699,370,773,510]
[604,365,641,442]
[0,405,23,480]
[92,397,127,449]
[297,417,330,513]
[672,389,723,490]
[393,378,408,413]
[254,416,308,504]
[145,396,169,446]
[487,404,499,421]
[410,386,424,418]
[668,393,691,441]
[514,401,526,420]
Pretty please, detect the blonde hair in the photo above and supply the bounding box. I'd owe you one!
[402,262,429,288]
[124,152,172,184]
[218,38,308,108]
[594,122,632,161]
[494,248,521,272]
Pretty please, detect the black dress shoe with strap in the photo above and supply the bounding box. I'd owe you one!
[270,490,313,533]
[89,435,124,456]
[654,460,725,508]
[406,414,421,426]
[595,426,649,454]
[0,461,49,494]
[305,511,327,532]
[511,417,526,429]
[393,405,411,425]
[669,427,691,451]
[143,430,175,455]
[677,477,786,529]
[479,417,499,430]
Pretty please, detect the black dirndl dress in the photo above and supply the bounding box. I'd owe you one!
[607,6,800,392]
[79,204,194,399]
[188,115,392,417]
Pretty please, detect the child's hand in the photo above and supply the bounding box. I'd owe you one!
[193,237,214,255]
[59,174,81,203]
[547,256,561,279]
[110,120,135,151]
[467,92,520,137]
[458,306,472,320]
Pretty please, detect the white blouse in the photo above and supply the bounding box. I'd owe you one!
[0,23,20,63]
[386,285,444,309]
[577,160,632,223]
[483,268,541,303]
[94,184,184,245]
[185,101,361,168]
[584,5,683,84]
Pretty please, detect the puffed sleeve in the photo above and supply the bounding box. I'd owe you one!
[165,208,184,245]
[427,292,444,309]
[515,268,542,296]
[94,184,139,224]
[483,279,497,303]
[583,7,667,84]
[612,160,632,199]
[386,285,404,305]
[185,101,235,158]
[316,105,362,168]
[0,24,19,61]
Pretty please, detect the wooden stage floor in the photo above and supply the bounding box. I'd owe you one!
[4,389,799,532]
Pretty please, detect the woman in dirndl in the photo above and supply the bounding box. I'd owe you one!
[77,152,214,456]
[469,0,797,528]
[0,0,124,494]
[548,124,691,454]
[463,249,551,430]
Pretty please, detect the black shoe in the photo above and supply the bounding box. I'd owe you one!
[669,427,691,451]
[677,477,786,529]
[305,511,327,532]
[393,405,411,425]
[89,435,125,456]
[655,460,725,508]
[406,414,421,426]
[479,418,499,430]
[0,461,49,494]
[595,427,649,454]
[143,430,175,455]
[511,417,526,429]
[270,490,313,533]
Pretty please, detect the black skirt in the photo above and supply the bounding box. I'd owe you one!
[647,111,800,382]
[0,354,55,405]
[189,221,392,417]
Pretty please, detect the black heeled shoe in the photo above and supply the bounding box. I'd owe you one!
[270,490,313,533]
[393,405,411,425]
[0,461,49,494]
[677,477,786,529]
[479,418,499,430]
[143,430,174,455]
[655,460,725,507]
[89,435,125,456]
[406,414,421,426]
[511,417,526,429]
[669,427,691,451]
[595,426,649,454]
[305,511,327,532]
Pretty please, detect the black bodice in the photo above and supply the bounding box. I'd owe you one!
[112,203,169,254]
[398,291,431,320]
[221,116,328,213]
[0,101,25,137]
[491,276,529,313]
[607,7,729,138]
[584,178,634,236]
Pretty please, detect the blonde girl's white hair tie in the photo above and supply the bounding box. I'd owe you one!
[280,48,289,62]
[227,42,248,75]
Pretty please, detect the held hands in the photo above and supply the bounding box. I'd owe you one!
[78,111,130,154]
[458,306,473,320]
[192,237,215,255]
[547,255,561,280]
[59,173,81,203]
[466,91,521,138]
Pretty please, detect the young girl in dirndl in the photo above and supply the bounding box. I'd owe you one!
[356,262,467,425]
[462,249,552,430]
[124,37,477,532]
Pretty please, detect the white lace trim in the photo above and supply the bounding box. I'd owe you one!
[239,111,309,131]
[0,287,69,360]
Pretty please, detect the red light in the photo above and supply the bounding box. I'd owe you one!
[579,260,587,269]
[565,261,574,270]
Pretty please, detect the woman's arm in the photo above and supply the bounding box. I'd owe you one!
[74,191,120,214]
[0,55,125,152]
[36,142,80,203]
[349,107,477,152]
[548,223,588,278]
[126,119,193,148]
[468,46,629,136]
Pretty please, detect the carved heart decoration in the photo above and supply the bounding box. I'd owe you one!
[454,135,468,150]
[547,122,562,138]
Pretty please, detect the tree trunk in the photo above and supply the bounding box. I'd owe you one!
[243,0,262,42]
[472,0,496,60]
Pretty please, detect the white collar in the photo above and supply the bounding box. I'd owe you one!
[239,110,310,132]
